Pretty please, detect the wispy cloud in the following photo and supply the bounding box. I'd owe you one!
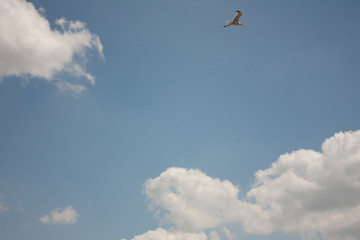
[222,226,235,239]
[40,206,79,224]
[209,231,221,240]
[0,0,103,94]
[0,201,9,212]
[128,130,360,240]
[129,228,207,240]
[0,193,23,212]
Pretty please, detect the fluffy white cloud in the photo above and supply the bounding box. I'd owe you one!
[131,228,207,240]
[246,130,360,239]
[133,130,360,240]
[144,167,246,232]
[40,206,79,224]
[0,0,103,94]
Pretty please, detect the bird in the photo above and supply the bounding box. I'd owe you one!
[224,10,243,27]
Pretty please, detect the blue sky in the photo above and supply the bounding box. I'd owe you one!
[1,0,360,240]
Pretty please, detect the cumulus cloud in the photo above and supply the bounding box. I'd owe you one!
[245,130,360,239]
[129,130,360,240]
[40,206,79,224]
[144,167,246,232]
[0,0,103,94]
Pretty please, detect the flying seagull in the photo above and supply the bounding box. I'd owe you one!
[224,10,243,27]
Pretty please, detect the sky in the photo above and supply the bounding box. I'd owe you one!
[0,0,360,239]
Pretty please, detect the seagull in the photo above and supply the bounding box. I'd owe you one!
[224,10,243,27]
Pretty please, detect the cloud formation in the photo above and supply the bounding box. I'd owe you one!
[131,228,207,240]
[144,167,246,232]
[208,231,221,240]
[221,227,235,239]
[129,130,360,240]
[0,0,103,94]
[40,206,79,224]
[246,130,360,239]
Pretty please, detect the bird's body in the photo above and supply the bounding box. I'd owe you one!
[224,10,242,27]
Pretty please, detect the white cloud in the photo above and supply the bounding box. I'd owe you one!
[221,226,235,239]
[131,228,207,240]
[144,167,246,232]
[0,0,103,94]
[40,206,79,224]
[208,231,221,240]
[131,130,360,240]
[55,81,87,97]
[245,130,360,239]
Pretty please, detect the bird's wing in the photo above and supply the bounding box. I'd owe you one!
[232,11,242,22]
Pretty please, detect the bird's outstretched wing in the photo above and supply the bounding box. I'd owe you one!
[232,11,242,23]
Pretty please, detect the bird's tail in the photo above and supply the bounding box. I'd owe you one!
[224,21,232,27]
